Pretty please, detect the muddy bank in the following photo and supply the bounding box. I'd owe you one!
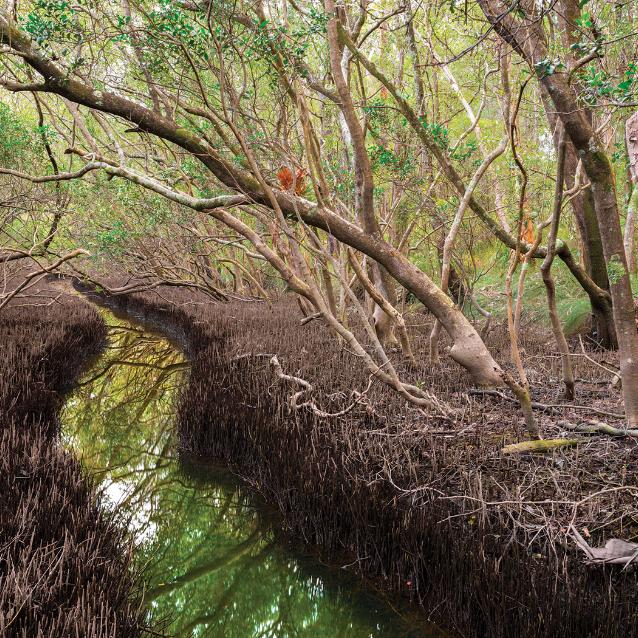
[89,283,637,638]
[0,276,143,637]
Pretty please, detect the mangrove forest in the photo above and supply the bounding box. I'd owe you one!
[1,0,638,635]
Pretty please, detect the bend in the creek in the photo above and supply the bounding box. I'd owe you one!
[61,310,440,638]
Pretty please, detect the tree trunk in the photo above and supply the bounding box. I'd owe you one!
[625,112,638,272]
[539,88,616,348]
[0,12,504,387]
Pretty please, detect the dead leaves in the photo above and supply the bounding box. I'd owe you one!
[570,526,638,567]
[276,166,307,195]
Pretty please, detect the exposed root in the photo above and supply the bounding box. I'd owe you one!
[269,354,376,418]
[85,287,638,638]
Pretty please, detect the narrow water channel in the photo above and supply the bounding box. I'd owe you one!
[61,311,440,638]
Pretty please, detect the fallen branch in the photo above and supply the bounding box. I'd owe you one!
[560,419,638,438]
[469,389,624,419]
[501,439,582,454]
[500,417,638,454]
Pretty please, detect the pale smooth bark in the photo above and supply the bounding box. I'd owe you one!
[541,130,575,399]
[0,11,504,386]
[428,136,509,364]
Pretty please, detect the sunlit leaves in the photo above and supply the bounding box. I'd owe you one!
[579,62,638,105]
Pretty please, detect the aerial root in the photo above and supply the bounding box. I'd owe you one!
[269,355,376,418]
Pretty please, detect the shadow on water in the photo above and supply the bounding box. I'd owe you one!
[61,311,443,638]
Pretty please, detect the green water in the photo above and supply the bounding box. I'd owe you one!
[61,313,439,638]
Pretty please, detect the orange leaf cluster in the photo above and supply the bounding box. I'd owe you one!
[521,216,534,245]
[277,166,307,195]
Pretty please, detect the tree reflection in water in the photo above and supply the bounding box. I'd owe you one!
[62,314,438,638]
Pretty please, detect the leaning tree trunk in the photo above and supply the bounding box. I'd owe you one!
[0,11,505,387]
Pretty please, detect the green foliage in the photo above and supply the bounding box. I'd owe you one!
[363,97,389,135]
[95,220,129,256]
[368,144,415,178]
[580,63,638,105]
[291,8,329,39]
[148,0,213,60]
[450,139,478,162]
[0,104,34,161]
[22,0,79,48]
[606,253,626,285]
[418,116,449,150]
[611,141,627,165]
[533,57,564,79]
[35,123,58,146]
[575,10,594,29]
[224,10,329,79]
[562,297,593,337]
[110,15,132,43]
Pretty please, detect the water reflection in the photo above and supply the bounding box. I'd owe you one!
[62,314,438,638]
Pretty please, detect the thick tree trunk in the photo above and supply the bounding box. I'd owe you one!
[339,27,612,327]
[539,89,616,347]
[625,112,638,272]
[547,0,616,347]
[576,186,618,347]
